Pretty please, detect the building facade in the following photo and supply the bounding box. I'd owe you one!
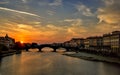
[84,36,103,50]
[0,34,15,48]
[110,31,120,54]
[84,38,90,49]
[103,33,111,51]
[88,36,103,48]
[64,31,120,56]
[63,38,84,48]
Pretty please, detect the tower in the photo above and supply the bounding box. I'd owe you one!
[5,34,9,38]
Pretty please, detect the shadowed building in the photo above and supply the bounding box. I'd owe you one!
[63,41,71,47]
[64,38,84,48]
[84,38,90,49]
[84,36,102,50]
[88,36,103,49]
[0,34,15,48]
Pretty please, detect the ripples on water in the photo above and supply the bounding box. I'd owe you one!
[0,48,120,75]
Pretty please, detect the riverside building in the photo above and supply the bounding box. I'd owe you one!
[69,38,85,47]
[88,36,103,49]
[84,38,90,49]
[110,31,120,54]
[84,36,102,51]
[103,33,111,52]
[0,34,15,48]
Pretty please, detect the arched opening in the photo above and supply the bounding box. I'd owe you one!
[41,47,54,52]
[28,48,39,52]
[56,47,66,52]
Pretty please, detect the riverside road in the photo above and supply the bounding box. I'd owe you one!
[0,48,120,75]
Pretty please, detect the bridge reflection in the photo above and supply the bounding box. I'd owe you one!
[41,47,54,52]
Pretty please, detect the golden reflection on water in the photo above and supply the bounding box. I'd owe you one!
[41,47,54,52]
[1,48,120,75]
[41,47,66,53]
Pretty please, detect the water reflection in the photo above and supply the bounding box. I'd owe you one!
[28,48,39,52]
[41,47,54,52]
[0,49,120,75]
[56,48,66,52]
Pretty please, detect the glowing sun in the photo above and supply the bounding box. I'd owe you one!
[20,41,24,43]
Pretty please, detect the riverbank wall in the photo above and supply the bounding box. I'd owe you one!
[64,52,120,64]
[78,48,120,58]
[0,50,21,57]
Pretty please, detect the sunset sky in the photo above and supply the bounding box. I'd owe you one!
[0,0,120,44]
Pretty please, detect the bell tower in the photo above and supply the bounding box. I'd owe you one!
[5,34,9,38]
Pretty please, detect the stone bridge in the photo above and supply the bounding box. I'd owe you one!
[25,44,79,52]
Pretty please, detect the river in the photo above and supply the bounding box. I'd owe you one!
[0,48,120,75]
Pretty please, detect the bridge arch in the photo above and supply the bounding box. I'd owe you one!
[38,45,70,52]
[38,45,56,52]
[55,47,69,52]
[25,44,73,52]
[40,47,54,52]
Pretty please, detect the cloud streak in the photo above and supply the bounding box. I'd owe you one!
[97,0,120,24]
[0,1,9,4]
[0,7,41,17]
[0,0,119,43]
[49,0,62,6]
[76,3,93,16]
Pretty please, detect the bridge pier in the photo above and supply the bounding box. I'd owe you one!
[75,47,80,53]
[25,44,82,52]
[38,48,42,52]
[53,48,56,52]
[66,48,69,52]
[25,48,29,51]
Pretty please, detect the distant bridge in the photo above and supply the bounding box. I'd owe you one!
[25,44,80,52]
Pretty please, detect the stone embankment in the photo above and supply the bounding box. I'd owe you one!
[0,50,21,57]
[64,52,120,64]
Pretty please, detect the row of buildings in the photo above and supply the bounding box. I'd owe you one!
[63,31,120,54]
[0,34,15,49]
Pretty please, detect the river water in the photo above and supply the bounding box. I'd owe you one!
[0,48,120,75]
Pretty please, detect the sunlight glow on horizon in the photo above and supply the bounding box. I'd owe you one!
[0,0,120,43]
[20,41,24,44]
